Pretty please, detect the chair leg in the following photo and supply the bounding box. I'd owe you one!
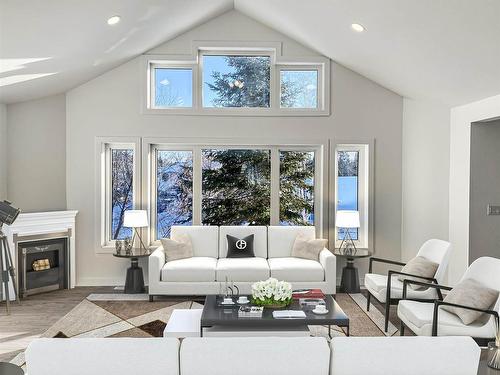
[366,293,371,311]
[400,321,405,336]
[384,301,390,332]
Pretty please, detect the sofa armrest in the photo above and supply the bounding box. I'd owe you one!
[319,248,336,286]
[148,247,165,290]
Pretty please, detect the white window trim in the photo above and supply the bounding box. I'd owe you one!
[141,42,330,116]
[95,137,141,254]
[333,144,370,249]
[143,137,326,246]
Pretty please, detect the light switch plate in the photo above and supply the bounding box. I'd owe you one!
[487,205,500,215]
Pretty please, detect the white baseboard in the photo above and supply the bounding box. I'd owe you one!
[76,277,130,287]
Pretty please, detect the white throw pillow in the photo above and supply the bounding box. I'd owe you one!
[398,256,439,290]
[442,278,499,325]
[291,234,327,261]
[160,233,193,261]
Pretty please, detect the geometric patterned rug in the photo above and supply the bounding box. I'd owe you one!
[10,291,399,369]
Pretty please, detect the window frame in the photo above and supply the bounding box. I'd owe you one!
[277,65,322,111]
[150,64,195,109]
[144,138,325,245]
[334,144,370,249]
[96,137,141,252]
[141,45,330,116]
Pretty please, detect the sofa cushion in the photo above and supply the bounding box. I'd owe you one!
[268,226,316,258]
[180,337,330,375]
[216,257,269,282]
[171,226,218,258]
[219,226,267,258]
[226,234,255,258]
[161,233,194,261]
[291,234,327,261]
[268,257,324,282]
[26,338,180,375]
[162,257,217,282]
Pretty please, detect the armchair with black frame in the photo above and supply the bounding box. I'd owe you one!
[364,239,452,332]
[397,256,500,346]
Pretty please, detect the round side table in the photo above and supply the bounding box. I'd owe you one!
[333,249,371,293]
[113,248,151,294]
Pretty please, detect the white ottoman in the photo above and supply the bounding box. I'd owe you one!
[164,309,202,338]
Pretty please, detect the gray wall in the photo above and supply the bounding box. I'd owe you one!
[401,99,450,262]
[0,103,6,201]
[6,94,66,212]
[469,120,500,262]
[66,11,403,286]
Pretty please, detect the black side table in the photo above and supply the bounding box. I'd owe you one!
[113,248,151,294]
[333,249,371,293]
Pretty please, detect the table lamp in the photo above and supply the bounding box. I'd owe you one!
[123,210,148,250]
[336,210,360,253]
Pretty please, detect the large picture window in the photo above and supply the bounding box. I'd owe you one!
[148,143,323,242]
[279,151,315,225]
[156,150,193,238]
[202,55,271,108]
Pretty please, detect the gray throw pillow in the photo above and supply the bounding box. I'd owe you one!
[397,256,439,290]
[441,278,499,325]
[291,234,328,261]
[160,233,193,262]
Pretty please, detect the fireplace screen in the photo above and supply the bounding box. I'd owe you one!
[17,238,68,297]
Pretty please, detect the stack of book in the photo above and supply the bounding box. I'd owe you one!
[292,289,325,299]
[238,306,263,318]
[299,298,326,308]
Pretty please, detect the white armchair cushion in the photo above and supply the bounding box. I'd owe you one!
[268,226,316,258]
[398,300,496,338]
[162,257,217,282]
[268,257,324,282]
[364,273,438,303]
[171,225,219,258]
[330,336,480,375]
[216,257,269,281]
[219,226,268,258]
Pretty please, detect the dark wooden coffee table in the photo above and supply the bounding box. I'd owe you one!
[200,295,349,337]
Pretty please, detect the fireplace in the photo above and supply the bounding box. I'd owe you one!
[17,238,68,297]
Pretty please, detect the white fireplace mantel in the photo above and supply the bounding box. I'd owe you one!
[3,210,78,288]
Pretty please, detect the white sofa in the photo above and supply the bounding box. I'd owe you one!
[149,225,336,298]
[25,336,480,375]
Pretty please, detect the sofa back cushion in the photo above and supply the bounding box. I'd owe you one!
[330,337,480,375]
[268,226,316,258]
[171,225,218,258]
[26,338,179,375]
[219,226,267,258]
[181,337,330,375]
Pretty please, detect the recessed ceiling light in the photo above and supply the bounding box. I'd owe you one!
[351,23,365,32]
[107,15,121,25]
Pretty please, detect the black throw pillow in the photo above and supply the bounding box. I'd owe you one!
[226,234,255,258]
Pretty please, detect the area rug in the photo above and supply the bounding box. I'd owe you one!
[10,292,399,369]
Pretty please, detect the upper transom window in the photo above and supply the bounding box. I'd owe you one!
[144,45,329,115]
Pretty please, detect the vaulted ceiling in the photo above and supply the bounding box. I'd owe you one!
[1,0,500,106]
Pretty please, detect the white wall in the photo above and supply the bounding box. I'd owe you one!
[66,11,403,286]
[0,103,7,200]
[401,99,450,262]
[6,94,66,212]
[449,93,500,284]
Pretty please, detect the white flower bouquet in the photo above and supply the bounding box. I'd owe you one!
[251,278,293,308]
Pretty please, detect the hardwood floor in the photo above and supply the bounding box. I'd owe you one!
[0,287,111,362]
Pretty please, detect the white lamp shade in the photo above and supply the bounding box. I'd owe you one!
[123,210,148,228]
[336,210,360,228]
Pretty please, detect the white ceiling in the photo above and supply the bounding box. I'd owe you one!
[1,0,500,106]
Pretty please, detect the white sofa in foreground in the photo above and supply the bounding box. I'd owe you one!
[25,336,481,375]
[149,225,336,298]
